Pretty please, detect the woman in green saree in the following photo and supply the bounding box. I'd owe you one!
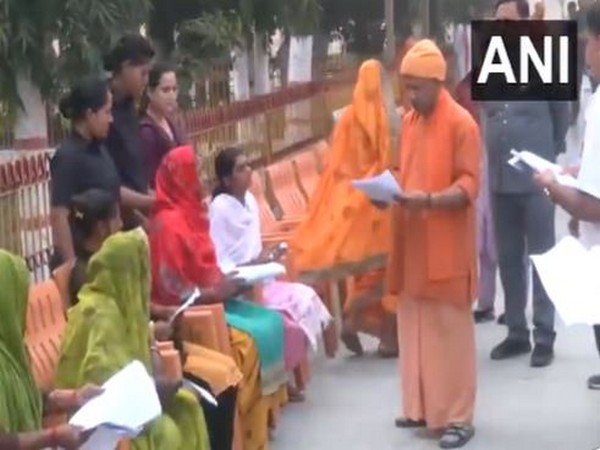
[55,228,210,450]
[0,250,101,450]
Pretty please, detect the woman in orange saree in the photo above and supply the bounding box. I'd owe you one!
[289,59,400,356]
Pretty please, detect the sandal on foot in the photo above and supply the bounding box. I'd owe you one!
[394,418,426,429]
[439,424,475,449]
[341,332,364,356]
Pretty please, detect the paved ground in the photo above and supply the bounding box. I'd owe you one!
[272,130,600,449]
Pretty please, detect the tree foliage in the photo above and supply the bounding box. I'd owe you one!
[0,0,150,118]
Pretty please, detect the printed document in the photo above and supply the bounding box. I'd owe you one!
[351,170,403,203]
[531,236,600,326]
[69,360,161,434]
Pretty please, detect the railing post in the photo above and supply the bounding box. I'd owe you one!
[264,110,274,165]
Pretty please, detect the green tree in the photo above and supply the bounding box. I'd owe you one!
[0,0,151,121]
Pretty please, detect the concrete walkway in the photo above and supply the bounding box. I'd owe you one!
[272,136,600,449]
[272,318,600,450]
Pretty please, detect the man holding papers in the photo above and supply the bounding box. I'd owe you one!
[382,39,481,449]
[483,0,569,368]
[534,2,600,389]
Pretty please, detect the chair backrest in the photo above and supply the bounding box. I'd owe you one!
[292,151,320,201]
[186,304,233,355]
[181,310,220,351]
[266,161,307,216]
[52,261,75,311]
[25,280,67,392]
[313,140,330,173]
[249,171,279,229]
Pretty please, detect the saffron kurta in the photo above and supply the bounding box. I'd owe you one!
[387,88,480,429]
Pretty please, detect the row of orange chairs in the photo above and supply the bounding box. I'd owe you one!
[26,265,309,450]
[248,140,341,358]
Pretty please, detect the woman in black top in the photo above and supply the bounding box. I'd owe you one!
[66,189,122,306]
[50,77,119,268]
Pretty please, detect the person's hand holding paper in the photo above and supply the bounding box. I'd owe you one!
[351,169,403,205]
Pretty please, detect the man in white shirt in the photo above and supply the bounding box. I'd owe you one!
[534,1,600,389]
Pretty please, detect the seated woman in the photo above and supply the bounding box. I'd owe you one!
[289,59,400,357]
[0,251,102,450]
[209,147,332,398]
[149,145,287,450]
[67,188,122,306]
[66,189,242,450]
[55,229,211,450]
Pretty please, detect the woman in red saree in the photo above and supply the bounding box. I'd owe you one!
[149,145,287,450]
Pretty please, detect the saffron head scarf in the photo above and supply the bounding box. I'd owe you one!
[400,39,447,82]
[0,251,43,432]
[150,145,223,306]
[289,59,396,276]
[56,228,152,388]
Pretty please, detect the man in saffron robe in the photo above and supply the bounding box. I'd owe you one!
[380,39,480,449]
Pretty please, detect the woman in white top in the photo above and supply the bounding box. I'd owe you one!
[209,147,331,400]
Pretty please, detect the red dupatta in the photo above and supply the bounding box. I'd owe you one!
[149,145,223,306]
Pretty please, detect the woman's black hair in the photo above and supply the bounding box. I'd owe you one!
[103,33,155,73]
[58,77,109,121]
[139,61,177,116]
[68,189,119,254]
[212,147,245,198]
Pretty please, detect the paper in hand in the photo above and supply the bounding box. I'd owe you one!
[233,262,286,284]
[183,378,219,406]
[351,170,402,203]
[531,237,600,326]
[69,360,161,434]
[170,288,201,324]
[508,150,578,188]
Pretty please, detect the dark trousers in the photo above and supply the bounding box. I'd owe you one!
[186,373,238,450]
[491,192,556,346]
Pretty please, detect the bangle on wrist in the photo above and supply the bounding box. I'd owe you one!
[427,193,433,208]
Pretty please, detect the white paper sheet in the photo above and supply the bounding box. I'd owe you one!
[78,426,134,450]
[531,236,600,326]
[69,360,161,433]
[230,262,286,284]
[170,288,202,324]
[508,150,578,187]
[351,170,403,203]
[183,378,218,406]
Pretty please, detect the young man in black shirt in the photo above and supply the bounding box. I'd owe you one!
[104,34,156,230]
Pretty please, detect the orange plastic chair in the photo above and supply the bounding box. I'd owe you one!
[292,150,321,201]
[52,261,75,310]
[25,280,67,393]
[180,304,243,450]
[313,140,330,173]
[249,171,298,239]
[265,160,308,219]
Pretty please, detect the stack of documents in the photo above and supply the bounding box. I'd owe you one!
[69,360,162,449]
[232,262,287,284]
[351,170,403,203]
[531,236,600,326]
[508,150,578,188]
